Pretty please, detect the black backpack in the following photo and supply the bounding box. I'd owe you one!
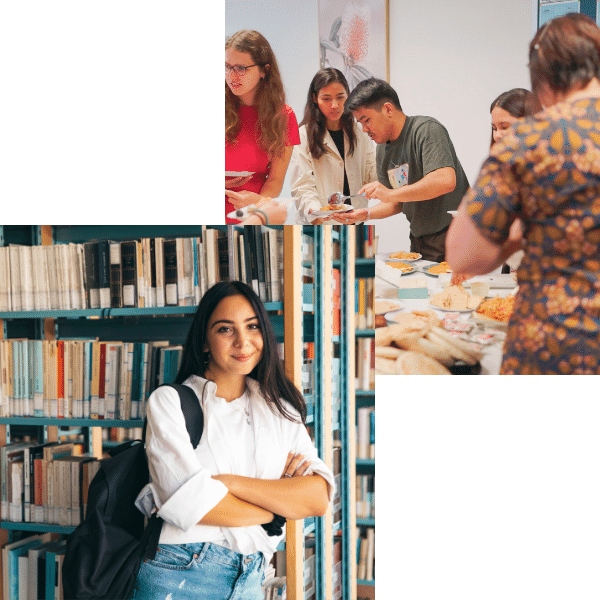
[62,383,204,600]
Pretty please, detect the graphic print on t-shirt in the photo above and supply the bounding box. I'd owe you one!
[387,163,408,189]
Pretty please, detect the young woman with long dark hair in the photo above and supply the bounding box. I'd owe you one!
[131,281,332,599]
[290,68,376,223]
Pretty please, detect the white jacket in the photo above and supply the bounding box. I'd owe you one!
[135,375,334,558]
[290,122,377,223]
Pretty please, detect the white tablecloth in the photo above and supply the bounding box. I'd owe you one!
[375,260,516,375]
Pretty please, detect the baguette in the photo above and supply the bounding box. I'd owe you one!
[375,356,398,375]
[375,345,403,359]
[428,327,483,363]
[411,337,455,366]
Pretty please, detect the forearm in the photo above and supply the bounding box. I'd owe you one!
[368,201,402,220]
[198,491,274,527]
[218,474,329,520]
[388,168,456,204]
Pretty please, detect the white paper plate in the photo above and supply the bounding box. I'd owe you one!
[311,205,353,217]
[377,252,422,263]
[383,263,415,275]
[419,263,452,277]
[374,299,403,315]
[226,171,255,177]
[428,303,474,313]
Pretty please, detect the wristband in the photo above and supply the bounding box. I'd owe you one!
[251,208,270,226]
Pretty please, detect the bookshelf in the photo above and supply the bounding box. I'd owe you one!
[353,230,375,599]
[0,224,364,600]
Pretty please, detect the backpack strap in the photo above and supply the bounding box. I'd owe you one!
[142,383,204,449]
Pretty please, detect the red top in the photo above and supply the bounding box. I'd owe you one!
[225,104,300,223]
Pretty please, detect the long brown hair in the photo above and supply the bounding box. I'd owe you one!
[489,88,540,147]
[300,68,356,160]
[225,30,287,158]
[529,14,600,99]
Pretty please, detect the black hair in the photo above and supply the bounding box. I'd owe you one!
[346,78,402,112]
[300,68,357,160]
[175,280,306,423]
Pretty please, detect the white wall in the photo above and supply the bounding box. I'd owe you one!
[226,0,537,236]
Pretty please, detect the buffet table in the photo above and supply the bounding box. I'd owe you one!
[375,257,517,375]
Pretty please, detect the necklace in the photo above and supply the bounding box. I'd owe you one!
[230,390,251,425]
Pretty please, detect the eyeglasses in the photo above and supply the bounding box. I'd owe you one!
[225,63,258,75]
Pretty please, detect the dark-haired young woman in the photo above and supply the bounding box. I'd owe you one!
[490,88,540,146]
[290,68,376,223]
[131,281,333,599]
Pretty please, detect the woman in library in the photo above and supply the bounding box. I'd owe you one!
[446,12,600,374]
[131,281,333,599]
[290,67,377,224]
[225,30,300,224]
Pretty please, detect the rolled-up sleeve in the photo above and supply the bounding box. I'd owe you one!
[137,385,228,531]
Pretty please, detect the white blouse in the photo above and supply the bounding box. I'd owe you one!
[135,375,334,559]
[290,121,377,223]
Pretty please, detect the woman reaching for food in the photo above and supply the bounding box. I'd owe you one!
[289,67,377,224]
[447,13,600,374]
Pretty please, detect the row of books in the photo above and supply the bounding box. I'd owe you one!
[0,226,284,312]
[356,474,375,519]
[356,278,374,330]
[0,338,182,420]
[262,577,287,599]
[1,441,99,527]
[357,406,375,460]
[356,338,375,393]
[357,526,375,582]
[2,534,66,600]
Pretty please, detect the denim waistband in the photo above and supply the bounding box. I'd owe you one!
[169,542,263,568]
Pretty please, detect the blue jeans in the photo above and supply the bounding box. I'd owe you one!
[130,542,266,600]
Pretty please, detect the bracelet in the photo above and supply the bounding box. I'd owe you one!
[250,208,269,226]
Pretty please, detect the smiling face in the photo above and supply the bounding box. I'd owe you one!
[315,82,348,130]
[204,294,264,384]
[352,104,395,144]
[491,105,519,144]
[225,47,265,106]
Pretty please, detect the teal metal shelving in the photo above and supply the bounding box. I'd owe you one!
[0,224,360,599]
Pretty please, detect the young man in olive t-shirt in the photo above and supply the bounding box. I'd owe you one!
[334,78,469,262]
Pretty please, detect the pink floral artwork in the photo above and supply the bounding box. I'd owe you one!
[319,0,388,90]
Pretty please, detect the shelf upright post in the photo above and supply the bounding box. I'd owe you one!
[40,227,59,444]
[339,227,357,600]
[314,226,333,600]
[283,225,305,600]
[0,226,6,593]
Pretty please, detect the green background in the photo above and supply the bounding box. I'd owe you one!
[0,0,600,600]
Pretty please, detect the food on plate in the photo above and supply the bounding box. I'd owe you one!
[374,311,482,372]
[319,204,344,211]
[374,300,402,315]
[385,261,413,272]
[395,351,452,375]
[389,251,420,260]
[475,296,515,322]
[429,284,483,310]
[428,261,452,274]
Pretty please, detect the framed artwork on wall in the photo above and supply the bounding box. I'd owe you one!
[319,0,389,90]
